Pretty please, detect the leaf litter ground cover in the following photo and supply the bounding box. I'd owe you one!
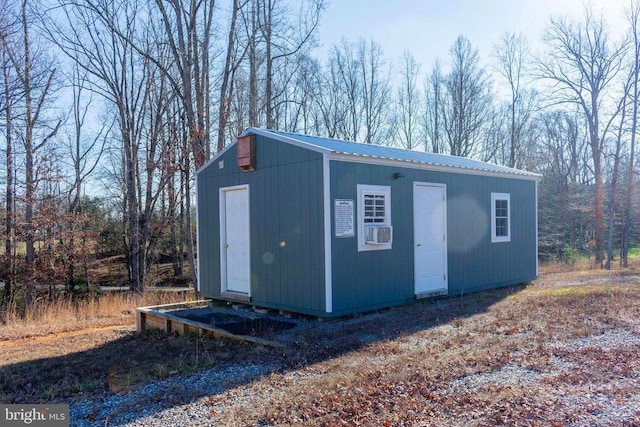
[1,263,639,426]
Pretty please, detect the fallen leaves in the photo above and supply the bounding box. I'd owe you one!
[235,280,640,426]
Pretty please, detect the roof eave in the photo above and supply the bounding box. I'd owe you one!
[242,128,334,155]
[328,152,541,180]
[198,128,541,181]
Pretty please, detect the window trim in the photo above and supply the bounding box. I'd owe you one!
[491,192,511,243]
[357,184,391,251]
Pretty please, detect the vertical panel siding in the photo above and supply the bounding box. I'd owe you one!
[330,160,537,316]
[446,175,537,293]
[199,137,537,318]
[330,163,416,315]
[196,135,326,315]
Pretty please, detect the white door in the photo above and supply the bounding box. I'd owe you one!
[220,186,250,295]
[414,183,447,296]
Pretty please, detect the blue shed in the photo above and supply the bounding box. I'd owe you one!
[196,128,539,317]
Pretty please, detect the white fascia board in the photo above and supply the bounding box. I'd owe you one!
[328,152,541,181]
[195,141,236,175]
[242,128,334,156]
[197,128,333,175]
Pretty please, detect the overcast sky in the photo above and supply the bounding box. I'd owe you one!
[316,0,631,71]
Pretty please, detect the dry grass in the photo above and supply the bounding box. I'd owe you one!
[205,266,640,426]
[1,262,640,426]
[0,290,196,341]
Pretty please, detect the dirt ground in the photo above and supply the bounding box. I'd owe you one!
[1,262,639,426]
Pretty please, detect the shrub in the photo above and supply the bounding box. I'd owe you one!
[561,245,578,266]
[68,277,102,300]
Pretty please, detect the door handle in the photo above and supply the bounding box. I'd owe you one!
[416,243,422,247]
[224,243,230,248]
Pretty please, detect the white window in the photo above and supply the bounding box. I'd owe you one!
[357,184,392,251]
[491,193,510,243]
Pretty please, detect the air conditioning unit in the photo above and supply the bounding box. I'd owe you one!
[365,225,393,244]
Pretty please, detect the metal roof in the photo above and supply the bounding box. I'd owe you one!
[252,128,540,179]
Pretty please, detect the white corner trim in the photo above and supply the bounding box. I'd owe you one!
[195,175,201,292]
[323,155,332,313]
[535,181,539,277]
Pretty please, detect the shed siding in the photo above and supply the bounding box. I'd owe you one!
[329,160,537,316]
[197,134,326,315]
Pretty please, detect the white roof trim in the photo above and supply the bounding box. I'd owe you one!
[257,128,539,180]
[241,127,334,155]
[198,128,541,181]
[195,141,236,175]
[328,153,540,181]
[197,128,333,175]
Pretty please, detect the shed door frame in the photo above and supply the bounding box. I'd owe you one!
[413,182,448,297]
[219,184,251,299]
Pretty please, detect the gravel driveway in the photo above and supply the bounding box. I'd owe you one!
[68,280,640,426]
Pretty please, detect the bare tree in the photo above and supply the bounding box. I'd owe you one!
[536,109,590,258]
[139,51,178,280]
[539,9,627,266]
[257,0,324,129]
[239,0,323,131]
[85,0,215,166]
[278,54,315,132]
[314,53,347,138]
[396,50,421,149]
[423,60,445,153]
[217,0,248,153]
[329,39,362,141]
[152,0,214,168]
[320,38,391,143]
[442,35,493,159]
[605,80,629,269]
[48,0,167,291]
[358,39,391,144]
[621,0,640,267]
[1,0,62,305]
[137,0,216,289]
[60,62,110,286]
[143,0,214,168]
[246,0,259,127]
[1,50,13,301]
[66,62,109,213]
[0,1,18,301]
[162,98,186,277]
[492,33,538,168]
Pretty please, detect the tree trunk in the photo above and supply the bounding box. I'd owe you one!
[123,127,141,291]
[249,0,258,127]
[264,0,274,129]
[593,152,605,267]
[3,53,13,302]
[590,95,605,267]
[622,4,640,267]
[168,171,181,277]
[217,0,241,152]
[184,156,198,293]
[606,99,626,269]
[21,0,36,307]
[178,163,186,277]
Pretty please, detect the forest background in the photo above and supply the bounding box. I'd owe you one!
[0,0,639,309]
